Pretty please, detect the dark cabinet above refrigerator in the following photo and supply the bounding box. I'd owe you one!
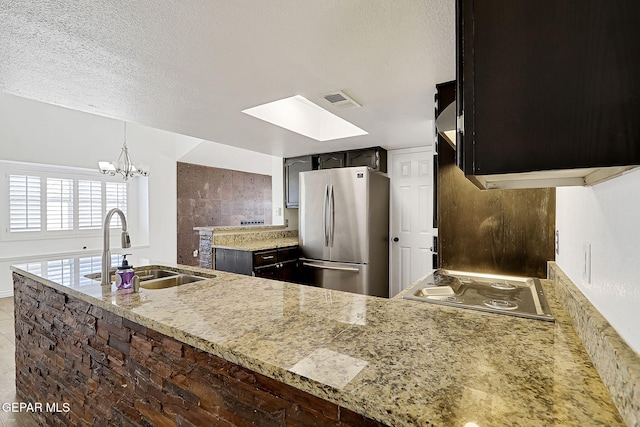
[453,0,640,190]
[284,147,386,208]
[318,152,346,169]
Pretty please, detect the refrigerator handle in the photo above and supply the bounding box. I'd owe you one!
[329,184,335,247]
[323,184,329,246]
[302,262,359,272]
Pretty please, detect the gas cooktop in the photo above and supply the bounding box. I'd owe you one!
[403,269,554,321]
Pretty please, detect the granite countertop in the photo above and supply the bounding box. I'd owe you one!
[194,225,288,234]
[11,258,624,426]
[212,236,299,252]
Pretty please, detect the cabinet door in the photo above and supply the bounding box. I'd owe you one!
[318,153,346,170]
[284,156,314,208]
[214,249,253,275]
[346,148,387,172]
[253,264,279,280]
[278,260,298,283]
[458,0,640,176]
[277,246,299,263]
[253,250,278,267]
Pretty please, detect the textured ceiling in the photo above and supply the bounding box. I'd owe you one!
[0,0,455,157]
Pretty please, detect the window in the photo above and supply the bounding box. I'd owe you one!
[3,163,129,239]
[78,180,103,230]
[9,175,41,232]
[46,178,74,231]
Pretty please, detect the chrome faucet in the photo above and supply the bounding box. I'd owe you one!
[101,208,131,285]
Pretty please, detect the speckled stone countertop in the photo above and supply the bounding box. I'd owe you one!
[194,225,288,234]
[11,258,624,426]
[212,237,299,252]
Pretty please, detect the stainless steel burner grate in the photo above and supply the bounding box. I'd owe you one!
[403,269,554,321]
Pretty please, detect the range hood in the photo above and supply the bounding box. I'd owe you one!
[435,101,637,190]
[435,101,457,149]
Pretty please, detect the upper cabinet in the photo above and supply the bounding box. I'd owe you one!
[347,148,387,173]
[456,0,640,190]
[284,147,387,208]
[284,156,315,208]
[318,153,346,169]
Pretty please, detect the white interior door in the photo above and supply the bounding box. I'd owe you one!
[389,148,434,297]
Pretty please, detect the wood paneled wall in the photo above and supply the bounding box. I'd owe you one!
[177,162,272,265]
[436,82,555,278]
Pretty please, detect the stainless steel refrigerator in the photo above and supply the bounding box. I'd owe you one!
[298,166,390,298]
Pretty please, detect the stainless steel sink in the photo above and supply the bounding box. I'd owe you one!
[84,270,116,282]
[135,268,179,281]
[85,267,214,290]
[139,274,208,290]
[85,268,178,282]
[403,269,554,321]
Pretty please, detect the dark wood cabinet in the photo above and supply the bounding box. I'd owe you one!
[215,246,299,282]
[346,147,387,172]
[284,156,315,208]
[214,249,253,276]
[284,147,387,208]
[254,259,298,281]
[457,0,640,189]
[436,81,556,279]
[318,153,346,169]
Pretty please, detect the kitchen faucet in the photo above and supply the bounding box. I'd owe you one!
[101,208,131,285]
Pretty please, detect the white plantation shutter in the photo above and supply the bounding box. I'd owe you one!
[46,178,74,231]
[78,180,103,229]
[105,182,127,228]
[9,175,41,232]
[4,164,133,238]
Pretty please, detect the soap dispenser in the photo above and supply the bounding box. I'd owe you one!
[115,254,135,290]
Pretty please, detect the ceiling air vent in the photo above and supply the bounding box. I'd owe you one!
[321,91,361,109]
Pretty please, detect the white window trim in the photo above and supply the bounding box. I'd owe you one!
[0,160,131,242]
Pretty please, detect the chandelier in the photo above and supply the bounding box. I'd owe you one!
[98,122,149,181]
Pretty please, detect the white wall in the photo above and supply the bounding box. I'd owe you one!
[0,93,284,296]
[556,168,640,353]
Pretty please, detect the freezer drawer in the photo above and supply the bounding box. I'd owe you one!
[299,259,388,298]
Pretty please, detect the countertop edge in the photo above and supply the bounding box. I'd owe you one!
[548,262,640,427]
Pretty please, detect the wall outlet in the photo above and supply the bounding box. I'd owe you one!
[193,249,199,258]
[583,243,591,283]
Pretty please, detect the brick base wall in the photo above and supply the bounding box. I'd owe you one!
[13,273,386,426]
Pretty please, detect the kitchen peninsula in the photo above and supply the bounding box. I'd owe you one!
[11,259,628,426]
[195,225,298,270]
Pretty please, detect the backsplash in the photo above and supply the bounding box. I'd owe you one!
[435,82,556,278]
[177,162,272,265]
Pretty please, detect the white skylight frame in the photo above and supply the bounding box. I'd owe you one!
[241,95,368,142]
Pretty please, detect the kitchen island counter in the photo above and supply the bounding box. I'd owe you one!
[11,259,624,426]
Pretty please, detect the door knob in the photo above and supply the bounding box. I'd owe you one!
[393,237,399,242]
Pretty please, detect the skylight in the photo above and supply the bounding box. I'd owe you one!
[241,95,368,142]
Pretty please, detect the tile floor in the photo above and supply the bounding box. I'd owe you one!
[0,297,39,427]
